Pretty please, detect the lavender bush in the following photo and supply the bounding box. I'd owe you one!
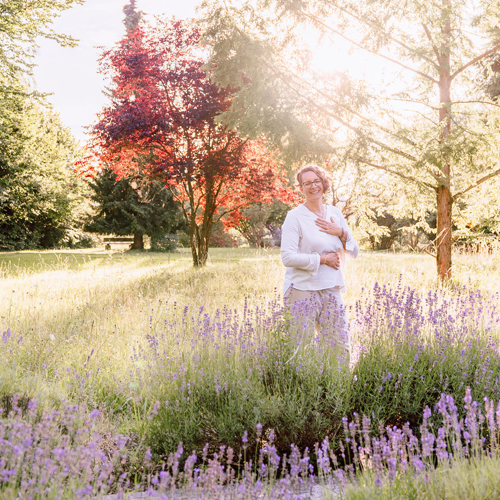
[111,282,500,465]
[2,279,500,498]
[5,390,500,499]
[0,396,125,499]
[349,283,500,432]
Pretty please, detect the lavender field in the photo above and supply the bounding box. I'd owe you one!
[1,248,500,499]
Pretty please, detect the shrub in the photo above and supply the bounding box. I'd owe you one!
[150,233,178,252]
[121,283,500,465]
[209,222,238,248]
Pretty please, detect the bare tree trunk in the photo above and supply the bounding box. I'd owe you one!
[187,210,215,267]
[189,229,200,266]
[130,233,144,249]
[436,1,453,280]
[195,211,214,266]
[436,186,453,279]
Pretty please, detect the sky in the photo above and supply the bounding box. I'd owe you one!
[33,0,200,143]
[32,0,387,145]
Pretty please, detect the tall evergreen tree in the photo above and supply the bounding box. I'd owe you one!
[122,0,143,34]
[82,1,184,250]
[84,168,184,250]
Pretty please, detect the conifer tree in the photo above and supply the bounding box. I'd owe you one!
[84,168,184,250]
[201,0,500,279]
[83,1,184,250]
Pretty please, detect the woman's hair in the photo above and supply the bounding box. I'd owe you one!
[296,164,331,193]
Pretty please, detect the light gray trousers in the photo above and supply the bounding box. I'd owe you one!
[284,286,350,363]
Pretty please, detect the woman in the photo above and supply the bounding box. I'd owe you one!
[281,164,359,361]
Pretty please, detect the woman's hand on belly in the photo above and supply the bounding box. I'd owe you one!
[320,252,340,269]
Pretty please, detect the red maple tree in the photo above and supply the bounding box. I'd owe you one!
[81,17,295,266]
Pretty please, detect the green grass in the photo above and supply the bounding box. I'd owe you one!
[1,246,500,497]
[335,456,500,500]
[1,246,498,404]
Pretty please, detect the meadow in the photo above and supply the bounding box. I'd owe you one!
[1,246,500,499]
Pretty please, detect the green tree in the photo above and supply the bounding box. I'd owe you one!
[235,203,271,247]
[0,0,82,92]
[0,95,88,250]
[235,199,295,247]
[81,1,185,252]
[453,175,500,248]
[84,168,185,250]
[122,0,143,34]
[201,0,500,279]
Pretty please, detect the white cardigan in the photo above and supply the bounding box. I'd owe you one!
[281,204,359,295]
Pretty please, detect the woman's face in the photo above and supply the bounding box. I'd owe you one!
[299,170,324,202]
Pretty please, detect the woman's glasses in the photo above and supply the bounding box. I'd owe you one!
[301,179,322,189]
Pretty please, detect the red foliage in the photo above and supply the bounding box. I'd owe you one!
[80,17,297,265]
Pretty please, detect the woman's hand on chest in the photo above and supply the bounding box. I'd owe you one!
[315,215,343,237]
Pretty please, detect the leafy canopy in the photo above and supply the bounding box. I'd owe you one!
[83,17,295,265]
[200,0,500,277]
[0,0,83,88]
[0,93,88,250]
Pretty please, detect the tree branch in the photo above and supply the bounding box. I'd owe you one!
[301,12,439,84]
[451,43,500,80]
[453,167,500,200]
[282,63,419,148]
[372,95,440,111]
[421,246,437,259]
[265,62,418,162]
[452,100,500,110]
[326,5,440,70]
[422,23,442,66]
[354,157,437,191]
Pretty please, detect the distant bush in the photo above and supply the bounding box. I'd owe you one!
[62,231,100,249]
[150,233,178,252]
[209,222,238,248]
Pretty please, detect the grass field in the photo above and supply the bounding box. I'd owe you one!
[1,246,500,498]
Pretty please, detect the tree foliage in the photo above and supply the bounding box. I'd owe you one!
[82,17,295,266]
[200,0,500,278]
[0,0,91,251]
[0,93,88,250]
[0,0,83,92]
[235,199,293,247]
[84,167,185,250]
[82,1,186,251]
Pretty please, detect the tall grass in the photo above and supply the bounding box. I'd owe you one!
[1,247,500,497]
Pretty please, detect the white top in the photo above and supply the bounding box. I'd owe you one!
[281,204,359,295]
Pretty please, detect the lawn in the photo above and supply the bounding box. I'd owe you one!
[1,246,500,498]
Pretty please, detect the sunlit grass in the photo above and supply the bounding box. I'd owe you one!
[1,246,500,496]
[336,456,500,500]
[1,246,498,408]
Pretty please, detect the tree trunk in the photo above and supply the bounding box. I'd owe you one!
[186,181,217,267]
[436,1,453,280]
[188,217,213,267]
[189,226,200,266]
[436,186,453,280]
[130,233,144,249]
[197,236,210,266]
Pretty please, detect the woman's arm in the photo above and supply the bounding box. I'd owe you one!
[281,212,321,274]
[281,212,340,272]
[315,209,359,258]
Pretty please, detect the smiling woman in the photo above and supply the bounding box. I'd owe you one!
[281,164,359,364]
